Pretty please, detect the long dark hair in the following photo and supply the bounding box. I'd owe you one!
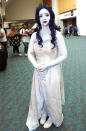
[35,5,59,48]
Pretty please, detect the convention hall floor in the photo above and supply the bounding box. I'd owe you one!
[0,36,86,131]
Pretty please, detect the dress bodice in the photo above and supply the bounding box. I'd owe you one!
[34,41,58,64]
[29,31,67,65]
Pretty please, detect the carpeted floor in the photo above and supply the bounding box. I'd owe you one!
[0,36,86,131]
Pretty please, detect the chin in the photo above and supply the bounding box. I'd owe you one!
[42,23,48,26]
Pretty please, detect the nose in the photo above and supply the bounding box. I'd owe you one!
[42,15,46,20]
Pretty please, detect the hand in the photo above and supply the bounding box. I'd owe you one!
[37,63,49,72]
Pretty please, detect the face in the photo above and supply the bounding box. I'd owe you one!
[39,8,50,26]
[24,24,27,29]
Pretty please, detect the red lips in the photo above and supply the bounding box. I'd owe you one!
[43,21,47,23]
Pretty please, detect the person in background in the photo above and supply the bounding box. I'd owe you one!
[64,26,69,38]
[69,24,73,37]
[27,24,33,37]
[0,24,8,58]
[28,23,38,37]
[62,25,65,36]
[74,25,78,36]
[20,24,30,56]
[26,5,67,131]
[8,26,22,56]
[58,26,61,32]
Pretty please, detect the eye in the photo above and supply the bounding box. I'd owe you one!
[45,14,49,16]
[39,15,42,18]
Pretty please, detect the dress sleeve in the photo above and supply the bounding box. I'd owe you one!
[28,32,36,54]
[56,31,67,56]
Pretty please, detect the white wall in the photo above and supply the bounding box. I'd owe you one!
[5,0,42,21]
[52,0,64,32]
[59,10,77,20]
[52,0,58,24]
[77,0,86,36]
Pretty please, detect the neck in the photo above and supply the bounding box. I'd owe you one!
[41,24,49,29]
[41,25,50,34]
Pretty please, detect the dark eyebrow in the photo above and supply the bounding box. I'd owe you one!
[45,13,49,14]
[39,13,49,15]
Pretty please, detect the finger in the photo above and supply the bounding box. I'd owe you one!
[38,68,43,72]
[38,68,44,72]
[38,66,43,70]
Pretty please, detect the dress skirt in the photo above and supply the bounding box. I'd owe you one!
[26,64,65,131]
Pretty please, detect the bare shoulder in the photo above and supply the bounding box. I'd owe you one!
[56,31,64,43]
[56,30,63,38]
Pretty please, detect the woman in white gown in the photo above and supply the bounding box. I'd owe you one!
[26,5,67,131]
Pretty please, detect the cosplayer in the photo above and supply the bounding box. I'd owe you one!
[26,5,67,131]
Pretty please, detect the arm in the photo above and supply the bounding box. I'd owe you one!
[38,31,67,72]
[27,32,38,68]
[0,29,5,38]
[8,31,14,38]
[48,31,67,66]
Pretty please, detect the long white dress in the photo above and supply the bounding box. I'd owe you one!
[26,31,67,131]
